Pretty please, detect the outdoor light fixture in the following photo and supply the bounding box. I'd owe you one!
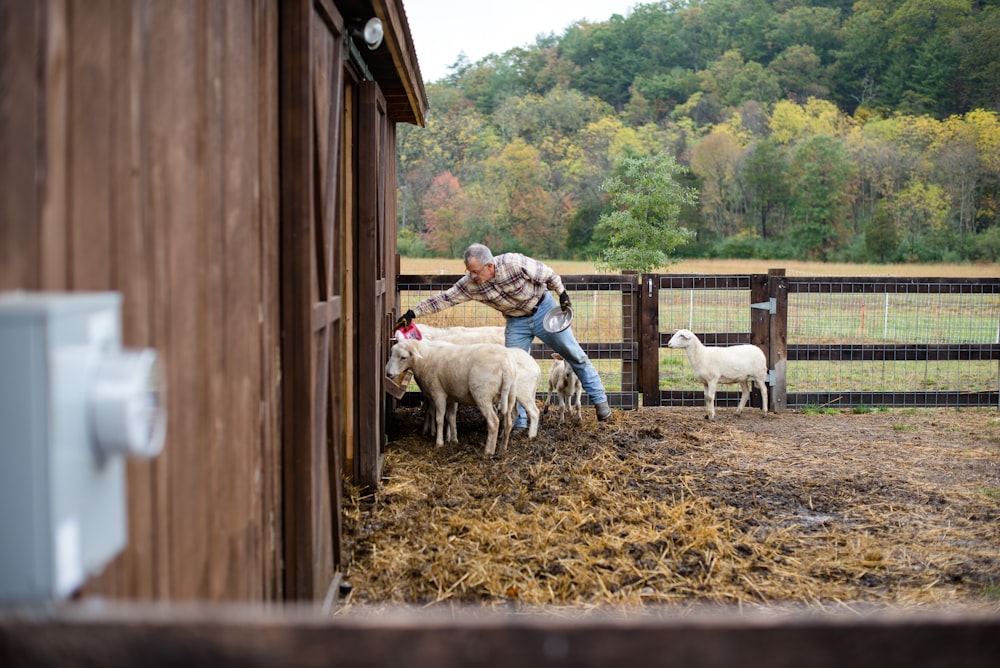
[359,17,383,50]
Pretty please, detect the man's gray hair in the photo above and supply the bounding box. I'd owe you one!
[463,243,494,266]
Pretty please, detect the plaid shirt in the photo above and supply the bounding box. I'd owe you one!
[413,253,566,318]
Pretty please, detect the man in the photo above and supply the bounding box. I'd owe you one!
[395,243,612,428]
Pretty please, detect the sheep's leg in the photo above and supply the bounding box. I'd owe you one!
[446,401,459,443]
[756,374,769,417]
[421,396,436,439]
[573,387,583,420]
[553,393,565,423]
[703,380,717,421]
[735,379,751,416]
[477,398,500,456]
[521,397,540,438]
[433,398,448,447]
[498,395,515,454]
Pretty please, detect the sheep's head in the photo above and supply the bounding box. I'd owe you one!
[666,329,697,349]
[385,339,422,381]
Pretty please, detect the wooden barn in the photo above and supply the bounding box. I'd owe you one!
[4,2,1000,666]
[0,0,426,604]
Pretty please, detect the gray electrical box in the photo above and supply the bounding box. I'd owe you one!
[0,292,166,604]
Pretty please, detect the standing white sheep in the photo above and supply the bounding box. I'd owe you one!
[407,325,540,439]
[385,338,517,456]
[544,353,582,423]
[435,346,541,441]
[666,328,769,421]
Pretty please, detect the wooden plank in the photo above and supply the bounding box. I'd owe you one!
[341,77,357,481]
[749,274,769,411]
[357,80,387,490]
[145,0,207,599]
[145,0,174,601]
[256,0,283,602]
[221,0,263,601]
[105,0,152,600]
[280,0,321,602]
[2,605,998,668]
[40,0,69,290]
[768,269,788,413]
[0,0,41,290]
[639,274,659,406]
[68,0,113,290]
[315,2,346,573]
[200,0,230,602]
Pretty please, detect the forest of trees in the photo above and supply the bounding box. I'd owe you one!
[397,0,1000,265]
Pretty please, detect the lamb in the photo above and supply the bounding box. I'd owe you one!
[544,353,582,423]
[385,338,517,456]
[410,324,539,439]
[666,328,769,421]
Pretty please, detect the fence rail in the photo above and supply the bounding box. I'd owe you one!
[396,271,1000,411]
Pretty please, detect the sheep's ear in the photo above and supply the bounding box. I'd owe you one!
[551,353,564,361]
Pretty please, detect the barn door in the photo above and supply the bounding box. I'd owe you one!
[279,0,345,601]
[356,81,390,489]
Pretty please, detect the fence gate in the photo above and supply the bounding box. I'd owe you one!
[639,271,1000,411]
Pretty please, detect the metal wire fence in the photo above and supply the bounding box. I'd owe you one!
[397,273,1000,410]
[655,275,1000,408]
[396,276,639,409]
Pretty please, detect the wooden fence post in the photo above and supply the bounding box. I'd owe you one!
[750,274,769,411]
[639,274,659,406]
[768,268,788,413]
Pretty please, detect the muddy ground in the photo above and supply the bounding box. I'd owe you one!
[340,403,1000,614]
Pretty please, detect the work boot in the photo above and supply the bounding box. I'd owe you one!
[595,401,611,422]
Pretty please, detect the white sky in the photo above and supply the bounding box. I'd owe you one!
[404,0,638,83]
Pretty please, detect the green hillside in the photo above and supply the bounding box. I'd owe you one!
[398,0,1000,264]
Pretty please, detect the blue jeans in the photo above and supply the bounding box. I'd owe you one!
[505,293,608,427]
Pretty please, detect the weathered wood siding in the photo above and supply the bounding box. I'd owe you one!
[1,0,283,601]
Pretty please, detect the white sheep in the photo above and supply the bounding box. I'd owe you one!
[430,346,540,441]
[505,347,541,437]
[414,323,505,345]
[385,338,517,456]
[411,324,539,439]
[544,353,582,423]
[666,328,769,421]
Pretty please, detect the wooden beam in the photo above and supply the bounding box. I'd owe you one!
[2,605,998,668]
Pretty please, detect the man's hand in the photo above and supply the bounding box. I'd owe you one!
[559,291,571,312]
[394,309,415,330]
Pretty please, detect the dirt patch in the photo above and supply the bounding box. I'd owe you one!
[341,404,1000,613]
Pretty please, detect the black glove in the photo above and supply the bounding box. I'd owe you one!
[559,291,571,311]
[395,309,415,330]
